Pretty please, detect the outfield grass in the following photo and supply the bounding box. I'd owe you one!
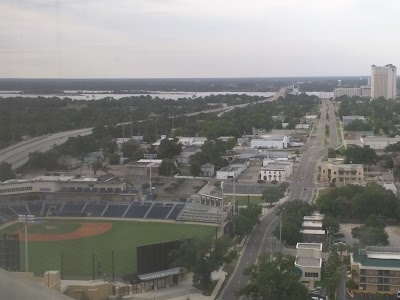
[0,220,215,277]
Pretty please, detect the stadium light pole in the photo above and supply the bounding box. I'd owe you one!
[18,214,35,272]
[144,153,157,199]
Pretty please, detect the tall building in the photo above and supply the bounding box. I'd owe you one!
[371,64,397,99]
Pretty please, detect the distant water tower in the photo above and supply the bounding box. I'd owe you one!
[338,80,342,87]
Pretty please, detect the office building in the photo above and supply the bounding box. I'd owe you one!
[351,246,400,292]
[319,161,364,185]
[295,243,323,283]
[371,64,397,99]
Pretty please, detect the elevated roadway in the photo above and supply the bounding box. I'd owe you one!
[0,128,92,170]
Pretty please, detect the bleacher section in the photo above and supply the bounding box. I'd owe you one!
[167,204,185,220]
[27,203,43,217]
[145,203,173,220]
[102,204,129,218]
[124,202,152,218]
[10,204,29,215]
[42,203,63,217]
[0,200,224,224]
[177,203,223,223]
[62,202,85,213]
[0,206,17,219]
[83,203,107,217]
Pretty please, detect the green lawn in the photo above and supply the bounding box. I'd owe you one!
[0,220,214,277]
[226,195,262,205]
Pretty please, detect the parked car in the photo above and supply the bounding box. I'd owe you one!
[397,291,400,299]
[333,233,345,238]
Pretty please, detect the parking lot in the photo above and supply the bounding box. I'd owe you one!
[348,292,397,300]
[338,223,400,247]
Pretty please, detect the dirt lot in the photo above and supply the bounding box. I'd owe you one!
[339,223,400,247]
[238,163,261,182]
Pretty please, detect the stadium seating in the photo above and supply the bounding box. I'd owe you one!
[167,204,185,220]
[62,202,85,212]
[42,203,63,216]
[27,203,44,217]
[123,202,152,218]
[145,203,173,220]
[0,200,218,223]
[0,207,17,219]
[83,203,107,217]
[102,204,129,218]
[10,205,29,215]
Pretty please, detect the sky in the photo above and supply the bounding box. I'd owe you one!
[1,0,400,78]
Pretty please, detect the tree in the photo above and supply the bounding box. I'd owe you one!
[344,119,372,131]
[352,224,389,246]
[351,215,389,246]
[159,159,178,176]
[170,237,236,292]
[158,138,182,159]
[0,162,15,182]
[261,186,284,207]
[344,145,378,165]
[322,215,340,234]
[238,253,309,300]
[121,140,144,160]
[109,153,121,165]
[327,148,337,158]
[190,161,202,176]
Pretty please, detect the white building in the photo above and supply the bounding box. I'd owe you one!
[260,161,292,182]
[216,166,242,180]
[371,64,397,99]
[250,135,289,149]
[334,87,362,98]
[295,243,323,282]
[360,136,400,150]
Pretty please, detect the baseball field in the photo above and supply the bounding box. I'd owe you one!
[0,219,215,278]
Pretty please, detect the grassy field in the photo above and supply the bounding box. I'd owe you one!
[0,220,215,277]
[226,195,262,205]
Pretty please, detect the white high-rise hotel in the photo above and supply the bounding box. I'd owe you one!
[371,64,397,99]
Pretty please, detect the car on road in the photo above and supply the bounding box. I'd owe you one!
[300,177,303,180]
[396,291,400,299]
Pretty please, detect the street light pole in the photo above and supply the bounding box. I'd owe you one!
[144,153,157,199]
[233,170,236,215]
[221,181,224,233]
[18,214,35,272]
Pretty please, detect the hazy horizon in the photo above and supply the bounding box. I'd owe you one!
[2,0,400,78]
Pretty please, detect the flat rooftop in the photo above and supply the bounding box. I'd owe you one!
[302,221,323,228]
[296,243,323,251]
[301,229,326,235]
[303,215,324,221]
[352,248,400,268]
[295,257,322,268]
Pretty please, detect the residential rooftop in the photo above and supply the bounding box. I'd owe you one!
[295,257,322,268]
[301,229,326,235]
[296,243,323,251]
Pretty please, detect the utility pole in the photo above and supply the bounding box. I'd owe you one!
[220,181,224,234]
[233,171,236,215]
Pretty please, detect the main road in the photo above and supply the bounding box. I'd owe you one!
[0,128,92,170]
[219,99,331,300]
